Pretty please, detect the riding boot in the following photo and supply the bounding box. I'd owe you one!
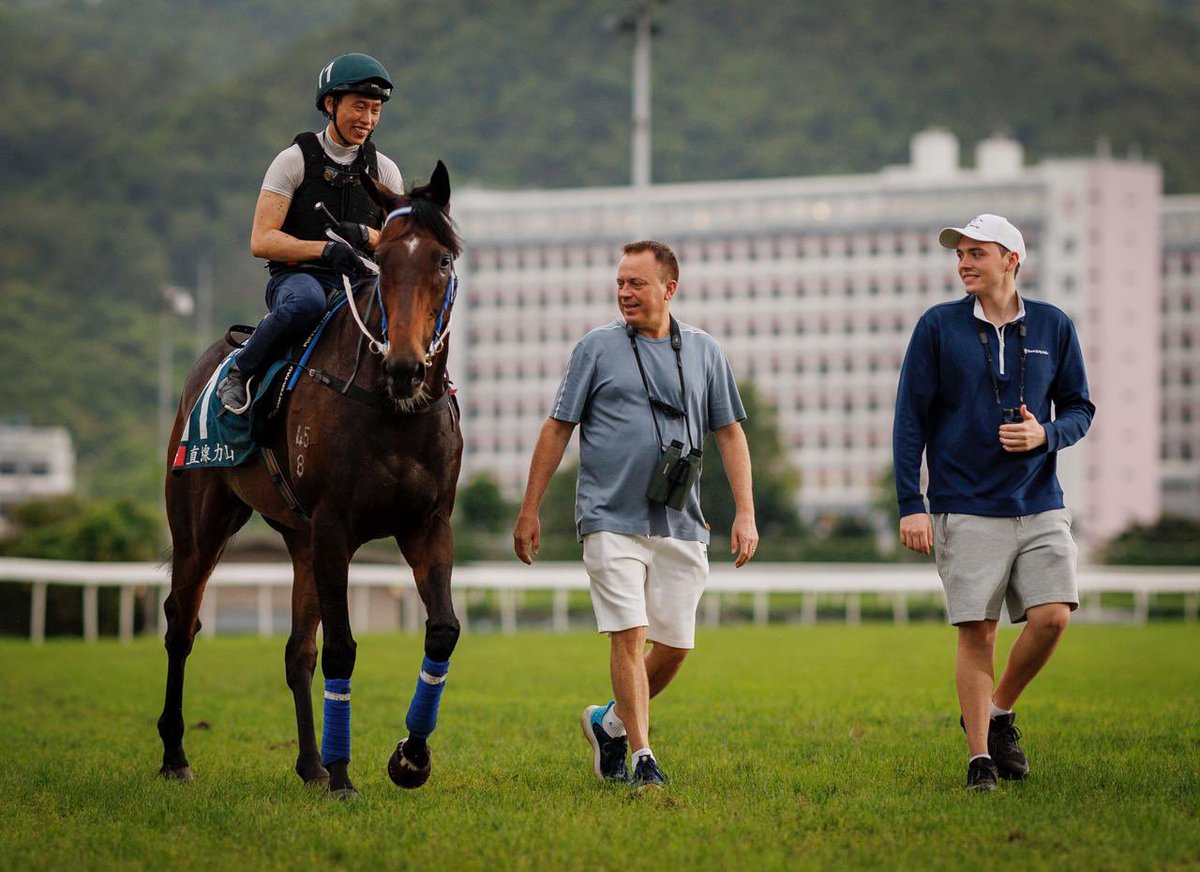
[217,366,251,415]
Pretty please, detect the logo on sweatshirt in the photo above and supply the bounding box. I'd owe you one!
[1026,348,1050,356]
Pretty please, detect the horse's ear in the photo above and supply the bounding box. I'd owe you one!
[429,160,451,210]
[363,170,404,216]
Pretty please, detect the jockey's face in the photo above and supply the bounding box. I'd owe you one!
[616,250,677,338]
[326,93,383,146]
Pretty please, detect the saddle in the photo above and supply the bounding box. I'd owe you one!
[172,288,456,479]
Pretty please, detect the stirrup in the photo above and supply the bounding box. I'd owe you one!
[221,374,255,416]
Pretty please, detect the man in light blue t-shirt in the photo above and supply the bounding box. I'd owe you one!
[513,240,759,793]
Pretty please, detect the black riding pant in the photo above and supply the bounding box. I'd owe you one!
[235,269,339,375]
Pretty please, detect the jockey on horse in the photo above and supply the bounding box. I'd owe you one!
[217,52,402,414]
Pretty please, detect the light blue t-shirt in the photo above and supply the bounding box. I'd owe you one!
[551,318,746,543]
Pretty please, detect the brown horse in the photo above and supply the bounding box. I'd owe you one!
[158,163,462,798]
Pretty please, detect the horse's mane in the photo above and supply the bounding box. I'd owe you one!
[404,186,462,259]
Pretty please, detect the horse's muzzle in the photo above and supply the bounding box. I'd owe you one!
[385,357,427,400]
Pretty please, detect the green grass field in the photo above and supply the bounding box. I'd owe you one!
[1,625,1197,871]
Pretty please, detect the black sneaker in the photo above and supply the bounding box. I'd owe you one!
[987,712,1029,780]
[960,712,1030,780]
[216,367,251,415]
[581,703,628,782]
[630,755,669,793]
[966,756,999,792]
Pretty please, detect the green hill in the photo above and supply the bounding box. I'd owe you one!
[2,0,1197,506]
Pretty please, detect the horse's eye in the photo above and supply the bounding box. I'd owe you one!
[439,255,453,271]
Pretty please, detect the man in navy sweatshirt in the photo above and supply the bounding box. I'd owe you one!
[893,213,1095,792]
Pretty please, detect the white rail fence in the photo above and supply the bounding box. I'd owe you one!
[1,558,1197,644]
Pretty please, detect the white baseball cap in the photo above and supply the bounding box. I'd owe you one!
[939,213,1027,266]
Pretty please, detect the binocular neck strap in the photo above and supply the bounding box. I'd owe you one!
[977,319,1026,410]
[628,317,695,451]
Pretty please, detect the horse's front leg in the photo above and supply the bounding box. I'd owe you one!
[310,529,358,799]
[389,521,459,789]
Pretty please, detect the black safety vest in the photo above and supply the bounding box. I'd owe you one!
[268,132,383,275]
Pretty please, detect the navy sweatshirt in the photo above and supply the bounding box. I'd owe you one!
[893,295,1095,517]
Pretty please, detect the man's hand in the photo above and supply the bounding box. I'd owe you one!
[323,240,370,276]
[730,513,759,568]
[900,512,933,555]
[999,404,1047,453]
[333,221,371,251]
[513,510,541,565]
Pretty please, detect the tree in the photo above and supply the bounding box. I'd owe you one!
[700,382,802,549]
[1099,516,1200,565]
[455,472,511,533]
[0,495,160,561]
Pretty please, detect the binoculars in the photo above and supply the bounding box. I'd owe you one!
[646,439,703,511]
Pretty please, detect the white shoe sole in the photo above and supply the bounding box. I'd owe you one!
[580,705,606,781]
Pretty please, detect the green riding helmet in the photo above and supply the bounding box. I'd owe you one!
[315,53,393,115]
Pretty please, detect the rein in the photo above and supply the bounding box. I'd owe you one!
[333,204,459,366]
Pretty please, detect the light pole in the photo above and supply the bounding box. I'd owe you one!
[611,1,664,190]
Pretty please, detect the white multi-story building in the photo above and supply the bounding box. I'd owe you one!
[1161,196,1200,517]
[0,424,75,531]
[452,130,1182,548]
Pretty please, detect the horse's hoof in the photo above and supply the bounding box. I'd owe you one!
[158,765,194,782]
[297,760,330,788]
[328,787,359,801]
[387,738,431,789]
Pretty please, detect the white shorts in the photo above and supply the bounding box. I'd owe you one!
[582,531,709,649]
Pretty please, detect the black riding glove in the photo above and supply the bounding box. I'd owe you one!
[333,221,370,251]
[323,240,369,277]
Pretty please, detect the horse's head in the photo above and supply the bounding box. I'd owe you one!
[364,161,462,403]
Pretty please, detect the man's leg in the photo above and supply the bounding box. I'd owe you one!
[236,272,328,376]
[219,272,327,412]
[580,533,650,782]
[645,643,688,698]
[956,619,998,757]
[993,603,1071,710]
[610,626,650,753]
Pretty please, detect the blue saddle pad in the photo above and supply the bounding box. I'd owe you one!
[171,354,289,472]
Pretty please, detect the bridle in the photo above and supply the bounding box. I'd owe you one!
[331,204,459,366]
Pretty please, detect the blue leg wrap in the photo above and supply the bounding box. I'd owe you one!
[405,656,450,740]
[321,678,351,766]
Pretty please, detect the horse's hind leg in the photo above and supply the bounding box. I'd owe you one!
[278,530,328,788]
[158,478,251,780]
[389,520,460,789]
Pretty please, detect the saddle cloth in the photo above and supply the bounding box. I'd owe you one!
[171,355,289,472]
[170,287,364,474]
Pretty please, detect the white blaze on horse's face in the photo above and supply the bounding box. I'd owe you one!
[380,232,448,402]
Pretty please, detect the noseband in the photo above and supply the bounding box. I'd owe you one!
[335,204,459,366]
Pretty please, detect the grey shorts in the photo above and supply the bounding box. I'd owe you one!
[933,509,1079,625]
